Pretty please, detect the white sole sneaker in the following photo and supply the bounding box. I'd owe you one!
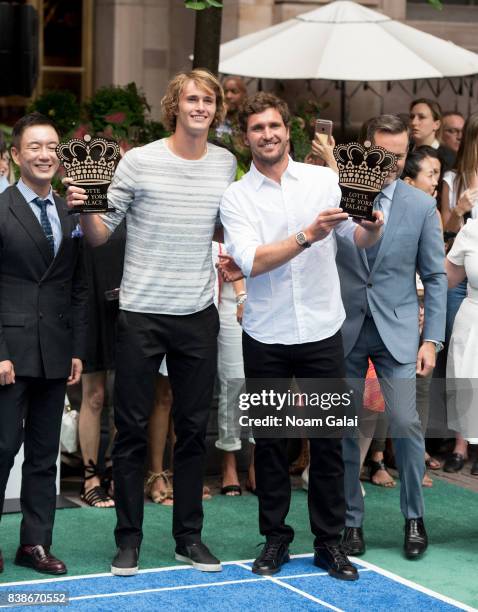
[175,553,222,572]
[111,564,138,576]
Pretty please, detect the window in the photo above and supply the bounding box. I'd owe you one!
[37,0,93,102]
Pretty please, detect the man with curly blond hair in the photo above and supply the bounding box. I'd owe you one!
[67,69,236,576]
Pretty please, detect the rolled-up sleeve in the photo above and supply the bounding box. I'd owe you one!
[335,217,357,243]
[220,186,261,278]
[330,181,356,243]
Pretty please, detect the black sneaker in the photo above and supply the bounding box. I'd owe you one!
[175,542,222,572]
[252,540,290,576]
[314,544,358,581]
[111,547,139,576]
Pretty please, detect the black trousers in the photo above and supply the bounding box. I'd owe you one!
[242,330,346,547]
[113,305,219,548]
[0,377,66,545]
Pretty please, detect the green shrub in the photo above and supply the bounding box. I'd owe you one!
[27,90,81,135]
[84,83,150,140]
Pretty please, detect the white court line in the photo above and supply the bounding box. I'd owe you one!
[0,554,471,610]
[235,562,344,612]
[0,571,366,607]
[0,568,371,608]
[354,558,473,611]
[0,552,357,588]
[0,558,258,588]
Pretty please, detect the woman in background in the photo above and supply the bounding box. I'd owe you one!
[409,99,442,149]
[439,112,478,473]
[0,141,14,193]
[446,218,478,475]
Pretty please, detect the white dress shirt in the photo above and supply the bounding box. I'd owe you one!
[220,158,356,345]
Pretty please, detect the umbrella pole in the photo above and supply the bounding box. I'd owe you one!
[340,80,347,141]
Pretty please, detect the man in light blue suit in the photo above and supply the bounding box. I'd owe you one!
[336,115,447,559]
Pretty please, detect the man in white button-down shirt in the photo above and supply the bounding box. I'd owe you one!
[219,93,383,580]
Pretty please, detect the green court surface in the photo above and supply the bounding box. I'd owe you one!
[1,478,477,608]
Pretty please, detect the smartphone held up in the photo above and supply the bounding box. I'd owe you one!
[315,119,333,145]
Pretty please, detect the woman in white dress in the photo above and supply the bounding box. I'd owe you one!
[446,218,478,475]
[440,113,478,472]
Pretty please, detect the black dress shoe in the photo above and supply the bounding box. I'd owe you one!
[341,527,365,556]
[314,544,358,581]
[404,518,428,559]
[443,453,465,473]
[15,545,66,575]
[111,547,139,576]
[175,542,221,572]
[252,540,290,576]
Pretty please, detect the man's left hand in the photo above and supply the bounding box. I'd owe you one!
[217,254,245,282]
[67,358,83,386]
[416,342,436,377]
[355,210,384,233]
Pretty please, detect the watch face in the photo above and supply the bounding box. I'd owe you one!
[297,231,307,245]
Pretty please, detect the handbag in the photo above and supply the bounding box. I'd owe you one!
[60,396,79,453]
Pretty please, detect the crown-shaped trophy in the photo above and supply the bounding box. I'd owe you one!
[56,135,121,213]
[333,142,397,220]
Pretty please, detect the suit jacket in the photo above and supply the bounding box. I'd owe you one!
[335,180,447,365]
[0,185,88,378]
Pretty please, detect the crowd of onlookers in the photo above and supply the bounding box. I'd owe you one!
[1,79,476,511]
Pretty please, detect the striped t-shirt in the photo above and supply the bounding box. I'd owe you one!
[101,138,237,315]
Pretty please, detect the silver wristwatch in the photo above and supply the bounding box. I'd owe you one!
[295,231,311,249]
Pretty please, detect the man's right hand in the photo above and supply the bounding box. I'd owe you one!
[306,208,349,243]
[63,178,88,211]
[0,360,15,386]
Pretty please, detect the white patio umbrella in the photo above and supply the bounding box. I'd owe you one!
[219,0,478,81]
[218,0,478,130]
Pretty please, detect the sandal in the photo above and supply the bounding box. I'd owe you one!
[425,455,441,471]
[220,484,242,496]
[145,470,174,505]
[422,472,433,487]
[80,460,115,508]
[369,459,396,488]
[101,464,114,499]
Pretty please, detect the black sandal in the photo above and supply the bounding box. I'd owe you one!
[80,460,115,508]
[368,459,396,488]
[220,484,242,496]
[101,463,114,499]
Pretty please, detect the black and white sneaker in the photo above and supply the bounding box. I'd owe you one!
[111,547,139,576]
[175,542,222,572]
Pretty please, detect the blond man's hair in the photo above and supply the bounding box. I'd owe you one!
[161,69,226,132]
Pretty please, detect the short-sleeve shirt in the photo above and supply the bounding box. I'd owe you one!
[447,218,478,296]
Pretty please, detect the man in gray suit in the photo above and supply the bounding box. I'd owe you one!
[336,115,447,559]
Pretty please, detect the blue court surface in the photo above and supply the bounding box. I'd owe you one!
[0,554,471,611]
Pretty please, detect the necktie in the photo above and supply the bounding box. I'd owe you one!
[33,197,55,256]
[366,194,384,268]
